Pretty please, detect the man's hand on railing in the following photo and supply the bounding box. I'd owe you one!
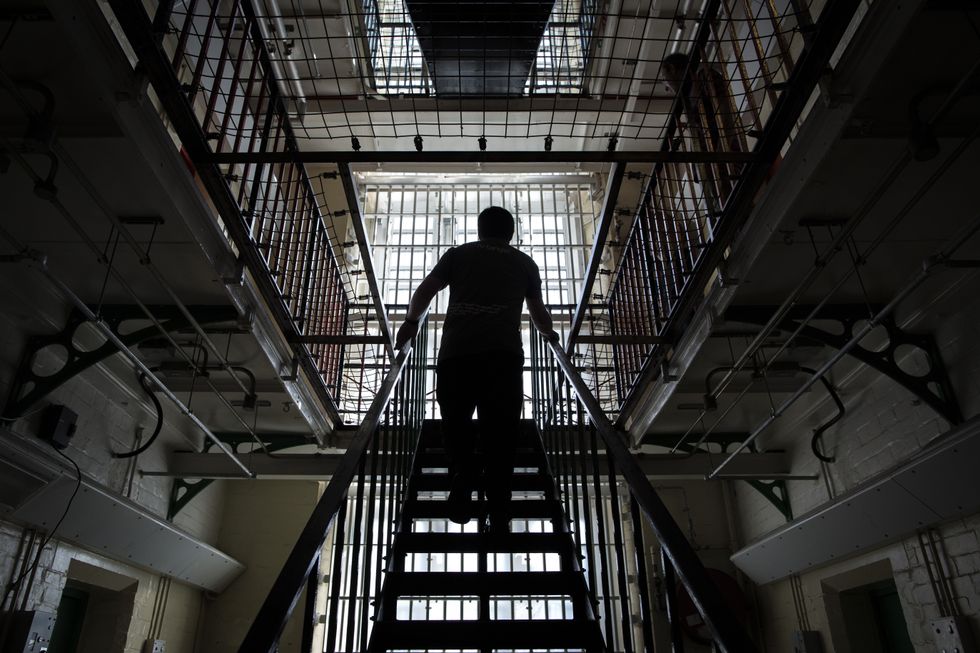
[394,319,419,350]
[543,329,561,346]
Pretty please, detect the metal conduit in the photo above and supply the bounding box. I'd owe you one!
[673,112,980,454]
[0,228,255,478]
[707,215,980,478]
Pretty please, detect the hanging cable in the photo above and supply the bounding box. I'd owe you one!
[798,366,845,463]
[111,371,163,459]
[0,446,81,609]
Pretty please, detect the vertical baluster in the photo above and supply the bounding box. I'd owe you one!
[662,547,686,653]
[186,0,221,107]
[630,496,656,653]
[589,427,615,647]
[740,0,780,109]
[301,551,320,653]
[357,430,383,650]
[576,417,601,640]
[171,0,201,71]
[202,0,241,135]
[606,455,635,653]
[343,454,369,652]
[324,499,349,653]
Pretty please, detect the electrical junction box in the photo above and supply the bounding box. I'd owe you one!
[141,640,165,653]
[792,630,824,653]
[39,404,77,450]
[1,610,55,653]
[932,616,977,653]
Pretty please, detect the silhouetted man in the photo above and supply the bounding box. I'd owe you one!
[395,206,557,534]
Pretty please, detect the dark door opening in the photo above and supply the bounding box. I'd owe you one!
[49,585,89,653]
[839,578,914,653]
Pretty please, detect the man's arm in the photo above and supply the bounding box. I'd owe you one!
[526,291,559,343]
[394,273,444,349]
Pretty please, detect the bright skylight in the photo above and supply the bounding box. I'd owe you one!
[361,0,594,95]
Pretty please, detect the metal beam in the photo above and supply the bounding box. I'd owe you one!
[291,334,389,345]
[161,452,343,479]
[155,450,787,480]
[338,162,395,361]
[208,151,756,165]
[567,162,624,348]
[575,334,669,346]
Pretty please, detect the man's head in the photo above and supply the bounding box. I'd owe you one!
[661,51,691,92]
[478,206,515,242]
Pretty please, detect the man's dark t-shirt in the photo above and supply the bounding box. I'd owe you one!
[430,239,542,361]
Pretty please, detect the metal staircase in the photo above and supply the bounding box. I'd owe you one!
[369,419,605,652]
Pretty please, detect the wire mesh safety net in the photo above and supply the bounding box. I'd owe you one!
[159,0,816,152]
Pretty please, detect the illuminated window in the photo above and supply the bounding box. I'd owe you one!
[361,0,595,95]
[362,0,433,94]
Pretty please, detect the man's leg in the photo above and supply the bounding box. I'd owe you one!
[436,357,479,523]
[475,354,524,533]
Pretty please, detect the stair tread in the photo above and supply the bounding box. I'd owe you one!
[412,473,555,492]
[371,618,600,649]
[395,531,570,552]
[403,499,565,520]
[383,570,582,596]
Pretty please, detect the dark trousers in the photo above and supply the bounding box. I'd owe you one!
[436,352,523,515]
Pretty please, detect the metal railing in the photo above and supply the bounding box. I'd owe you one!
[109,0,357,417]
[530,331,759,653]
[595,0,863,416]
[239,319,428,652]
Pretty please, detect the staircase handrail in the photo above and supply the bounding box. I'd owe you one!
[544,340,759,653]
[239,327,424,652]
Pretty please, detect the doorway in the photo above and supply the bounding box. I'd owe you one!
[839,578,915,653]
[48,561,137,653]
[823,560,915,653]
